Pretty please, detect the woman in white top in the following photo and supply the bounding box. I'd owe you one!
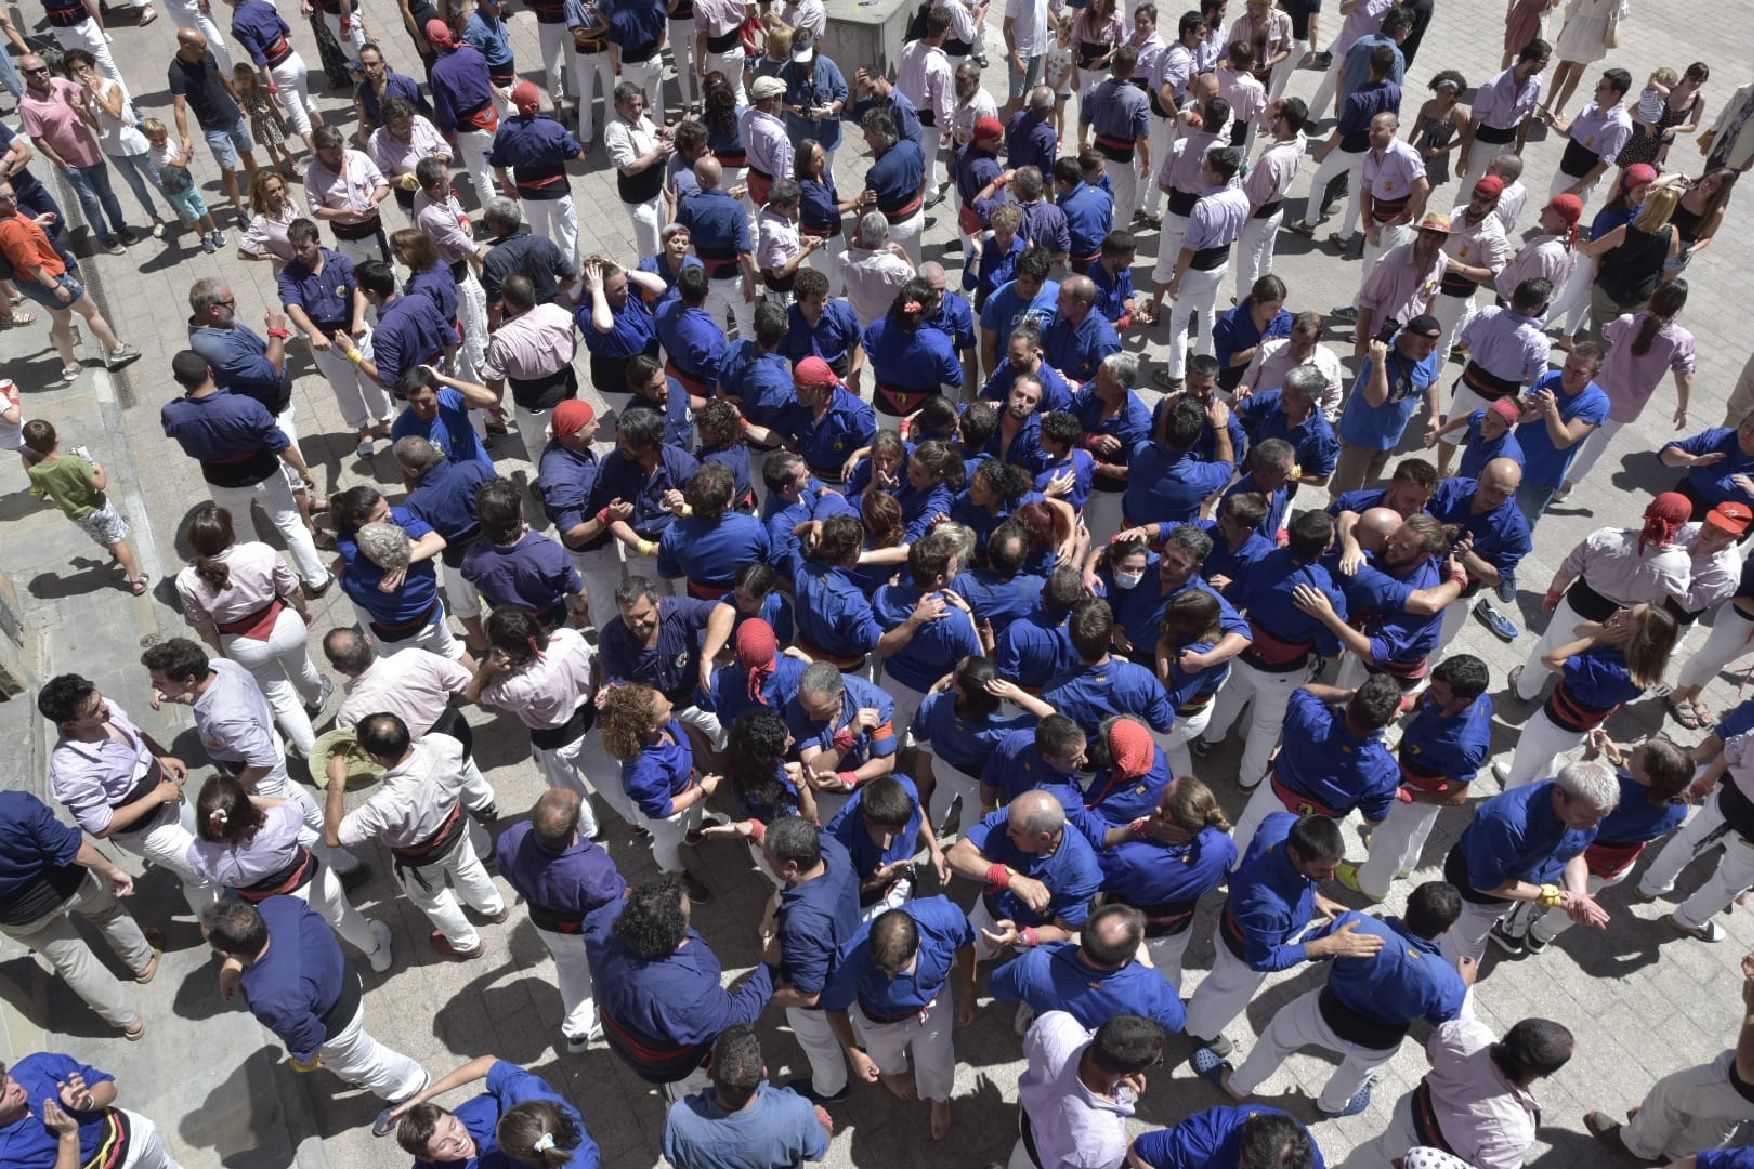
[175,503,330,756]
[66,49,165,237]
[237,169,309,269]
[187,773,391,970]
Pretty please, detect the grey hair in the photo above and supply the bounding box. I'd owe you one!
[1161,523,1213,563]
[614,575,661,610]
[1283,364,1326,399]
[1010,790,1066,836]
[1100,351,1138,382]
[392,435,445,473]
[613,81,642,106]
[483,197,523,233]
[1009,319,1043,349]
[1554,759,1620,813]
[1490,152,1525,181]
[356,521,410,570]
[189,277,230,312]
[1027,85,1055,113]
[798,661,846,701]
[1252,436,1295,470]
[919,260,946,282]
[936,522,978,570]
[858,211,890,245]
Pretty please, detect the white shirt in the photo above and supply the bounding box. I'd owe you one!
[782,0,827,37]
[837,245,915,327]
[953,87,999,146]
[1560,524,1692,607]
[1440,204,1511,291]
[1676,522,1745,615]
[1005,0,1054,58]
[336,649,474,736]
[1240,338,1346,420]
[192,657,287,784]
[175,541,300,630]
[1493,178,1529,237]
[479,626,598,731]
[606,113,658,176]
[897,40,954,132]
[337,733,470,849]
[932,0,980,46]
[757,207,801,275]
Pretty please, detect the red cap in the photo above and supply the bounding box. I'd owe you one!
[795,356,840,388]
[1708,501,1754,536]
[1473,175,1505,199]
[551,399,596,436]
[1548,193,1583,225]
[974,115,1005,140]
[424,18,456,48]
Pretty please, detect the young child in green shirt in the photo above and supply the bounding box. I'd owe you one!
[23,419,146,595]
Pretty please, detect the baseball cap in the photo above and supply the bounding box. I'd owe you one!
[792,33,815,62]
[1707,501,1754,536]
[751,75,787,100]
[1403,314,1441,337]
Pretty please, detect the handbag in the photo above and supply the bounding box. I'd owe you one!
[1602,0,1627,48]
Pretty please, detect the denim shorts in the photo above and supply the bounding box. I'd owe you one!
[17,273,85,311]
[203,116,255,170]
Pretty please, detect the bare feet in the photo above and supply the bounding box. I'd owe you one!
[930,1099,953,1140]
[879,1072,918,1101]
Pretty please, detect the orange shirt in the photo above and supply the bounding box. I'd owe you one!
[0,213,67,280]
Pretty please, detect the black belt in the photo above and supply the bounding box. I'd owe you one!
[1253,199,1283,219]
[1458,360,1521,401]
[1317,983,1410,1050]
[1339,130,1370,152]
[1438,271,1480,298]
[918,110,937,127]
[331,215,384,241]
[1663,594,1707,627]
[508,363,578,411]
[317,969,365,1041]
[530,699,595,750]
[1564,577,1620,623]
[236,845,317,901]
[621,40,661,63]
[1560,138,1601,178]
[704,27,740,51]
[527,900,587,933]
[1166,188,1199,217]
[45,6,90,24]
[112,758,164,811]
[1444,838,1509,906]
[1111,894,1198,937]
[1473,122,1518,145]
[589,342,658,396]
[618,159,667,204]
[1189,244,1230,271]
[428,700,476,760]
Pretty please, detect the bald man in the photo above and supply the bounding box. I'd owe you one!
[920,261,979,394]
[945,790,1104,964]
[1042,275,1121,384]
[1428,458,1532,654]
[168,29,258,224]
[678,155,757,338]
[496,789,629,1051]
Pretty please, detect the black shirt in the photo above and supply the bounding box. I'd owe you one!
[481,230,577,305]
[168,52,240,129]
[1282,0,1321,41]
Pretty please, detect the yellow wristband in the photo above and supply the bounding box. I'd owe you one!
[346,348,364,365]
[1538,883,1564,908]
[637,539,659,556]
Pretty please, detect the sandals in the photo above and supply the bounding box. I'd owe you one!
[1191,1045,1232,1087]
[0,312,37,329]
[1666,695,1711,730]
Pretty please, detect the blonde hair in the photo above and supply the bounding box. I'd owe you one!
[1166,776,1232,833]
[766,23,794,57]
[1624,606,1679,689]
[143,117,169,140]
[1649,66,1678,88]
[232,61,261,92]
[1633,186,1681,233]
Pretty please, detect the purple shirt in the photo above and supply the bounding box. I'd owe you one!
[429,45,496,135]
[1460,305,1549,386]
[1599,312,1696,423]
[1563,100,1633,169]
[1356,240,1446,325]
[1184,185,1250,250]
[1362,138,1425,201]
[495,819,627,926]
[459,530,584,617]
[1471,67,1542,130]
[48,700,154,836]
[1330,0,1396,59]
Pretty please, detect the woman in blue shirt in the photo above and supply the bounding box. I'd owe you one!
[844,428,910,496]
[1154,588,1231,778]
[636,222,703,305]
[850,491,906,593]
[1035,410,1096,515]
[1500,603,1678,790]
[599,683,720,898]
[796,137,853,286]
[1212,275,1293,393]
[894,440,963,543]
[694,398,756,509]
[393,229,460,326]
[912,655,1057,836]
[863,282,964,418]
[949,459,1035,550]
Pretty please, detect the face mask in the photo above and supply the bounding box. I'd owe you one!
[1113,571,1145,591]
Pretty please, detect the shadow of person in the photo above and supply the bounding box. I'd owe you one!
[178,1046,322,1169]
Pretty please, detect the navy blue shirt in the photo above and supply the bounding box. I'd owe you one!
[776,834,863,998]
[188,321,288,412]
[1456,781,1599,892]
[238,896,357,1061]
[0,791,84,924]
[991,940,1186,1033]
[1005,109,1058,174]
[1100,825,1236,911]
[1133,1106,1326,1169]
[1043,309,1121,384]
[599,596,716,697]
[1313,910,1467,1026]
[487,115,584,196]
[276,248,357,328]
[161,389,292,466]
[461,531,583,616]
[405,457,496,541]
[592,444,701,538]
[782,298,862,371]
[819,895,974,1017]
[1224,812,1320,972]
[409,1061,599,1169]
[963,807,1102,928]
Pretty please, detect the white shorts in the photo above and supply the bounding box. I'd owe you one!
[76,498,130,546]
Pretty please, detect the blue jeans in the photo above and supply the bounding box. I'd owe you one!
[106,151,163,221]
[0,47,21,100]
[0,176,77,277]
[63,160,129,243]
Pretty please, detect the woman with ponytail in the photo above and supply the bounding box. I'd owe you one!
[185,774,391,970]
[174,503,328,756]
[1560,280,1696,501]
[390,1057,595,1169]
[497,1098,595,1169]
[861,279,964,418]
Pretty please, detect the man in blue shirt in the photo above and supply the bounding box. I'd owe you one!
[0,1051,179,1169]
[392,367,498,469]
[1344,654,1494,902]
[1439,761,1618,966]
[344,260,459,397]
[783,270,865,380]
[759,453,856,571]
[1053,157,1116,273]
[663,1025,832,1169]
[487,82,586,258]
[586,875,774,1094]
[1004,91,1057,178]
[187,277,292,417]
[202,898,430,1133]
[720,302,797,426]
[592,408,701,542]
[1517,342,1610,525]
[945,789,1103,962]
[1332,317,1444,495]
[1235,365,1341,489]
[859,109,928,266]
[872,532,984,736]
[1043,275,1122,384]
[1184,813,1385,1055]
[977,247,1059,377]
[392,1054,599,1168]
[993,568,1083,690]
[679,156,759,339]
[786,660,898,821]
[1124,395,1235,528]
[1130,1105,1323,1169]
[762,817,862,1105]
[461,480,589,632]
[396,435,496,650]
[1213,881,1469,1118]
[1044,599,1177,749]
[819,898,974,1139]
[991,903,1186,1034]
[1428,461,1532,652]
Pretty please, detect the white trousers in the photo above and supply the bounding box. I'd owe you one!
[853,995,955,1101]
[1200,658,1309,787]
[1302,148,1365,235]
[1305,52,1345,122]
[333,233,384,265]
[512,400,555,468]
[1166,262,1226,379]
[1431,289,1477,364]
[209,475,327,586]
[1235,209,1281,301]
[890,209,926,269]
[1336,1086,1421,1169]
[1547,252,1596,337]
[536,925,599,1039]
[321,9,368,52]
[111,798,216,918]
[269,54,316,138]
[787,1006,849,1097]
[1638,791,1724,899]
[1526,869,1619,943]
[669,18,695,109]
[1432,594,1472,658]
[522,196,580,267]
[623,191,667,259]
[1562,415,1623,488]
[456,266,490,385]
[52,21,125,94]
[164,0,231,74]
[571,50,616,142]
[1143,114,1175,216]
[1267,39,1308,103]
[531,728,614,835]
[623,57,664,113]
[1161,703,1212,780]
[1359,222,1412,292]
[396,831,504,950]
[370,602,465,661]
[1514,597,1584,700]
[641,801,704,873]
[703,46,746,105]
[1622,1052,1754,1161]
[1439,897,1511,966]
[1229,779,1303,868]
[117,1111,183,1169]
[310,338,394,431]
[1184,928,1267,1042]
[704,275,756,340]
[294,856,382,957]
[1677,604,1754,691]
[316,1003,428,1102]
[454,128,498,209]
[925,757,984,840]
[1549,166,1601,209]
[805,234,846,296]
[1152,212,1188,285]
[1500,707,1584,789]
[1104,158,1141,228]
[536,20,574,104]
[1668,802,1754,933]
[1356,798,1442,900]
[1227,985,1396,1114]
[223,607,323,755]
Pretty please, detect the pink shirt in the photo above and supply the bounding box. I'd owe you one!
[1441,204,1511,283]
[1228,8,1292,60]
[1472,68,1542,130]
[414,188,479,264]
[693,0,746,37]
[1598,312,1697,423]
[1216,68,1266,128]
[1421,1017,1542,1169]
[304,149,388,225]
[175,541,300,628]
[897,41,954,130]
[1160,130,1220,195]
[1495,234,1572,302]
[1563,100,1633,168]
[239,198,308,264]
[1184,185,1250,250]
[336,648,473,736]
[185,801,310,888]
[1243,135,1305,205]
[1459,305,1548,385]
[20,79,103,169]
[1361,138,1426,201]
[481,303,578,380]
[1329,0,1395,59]
[740,107,794,180]
[756,207,801,274]
[479,626,598,730]
[1356,240,1446,325]
[367,115,452,181]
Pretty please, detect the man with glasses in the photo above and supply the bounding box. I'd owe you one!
[1428,176,1510,365]
[17,54,134,253]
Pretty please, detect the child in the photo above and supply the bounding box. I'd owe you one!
[964,203,1026,310]
[1035,409,1095,514]
[1045,14,1075,141]
[0,380,26,480]
[22,420,146,594]
[1635,67,1677,128]
[143,117,226,253]
[233,63,295,175]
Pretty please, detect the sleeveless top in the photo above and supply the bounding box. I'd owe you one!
[1596,224,1672,305]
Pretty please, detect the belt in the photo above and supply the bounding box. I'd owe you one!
[1560,138,1601,178]
[1438,270,1480,298]
[368,597,441,642]
[1473,122,1518,144]
[235,845,317,901]
[1369,193,1410,224]
[1166,188,1199,217]
[859,997,935,1025]
[458,100,499,134]
[601,1007,713,1082]
[389,802,467,894]
[78,1108,132,1169]
[331,215,384,241]
[1253,199,1283,219]
[1339,130,1371,152]
[1317,983,1409,1051]
[1189,244,1230,271]
[488,65,517,85]
[530,698,595,750]
[527,900,587,932]
[621,40,661,62]
[1241,621,1313,671]
[880,194,924,224]
[317,969,365,1041]
[1270,771,1338,818]
[46,6,90,24]
[874,381,934,416]
[1094,133,1135,161]
[217,597,287,640]
[1542,679,1619,734]
[1397,754,1453,795]
[1564,577,1620,622]
[705,27,741,51]
[797,637,866,670]
[1410,1080,1458,1154]
[1458,360,1521,401]
[1112,894,1197,937]
[1175,692,1215,717]
[686,578,734,600]
[112,758,164,811]
[1444,838,1509,905]
[713,147,748,165]
[265,36,294,67]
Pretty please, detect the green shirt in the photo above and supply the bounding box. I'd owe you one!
[28,454,105,521]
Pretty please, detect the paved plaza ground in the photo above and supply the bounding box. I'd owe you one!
[2,1,1753,1166]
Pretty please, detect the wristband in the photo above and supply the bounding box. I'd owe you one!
[1019,927,1040,948]
[1449,571,1467,588]
[748,819,765,842]
[1538,882,1564,908]
[1129,817,1151,840]
[1545,588,1564,604]
[985,863,1011,894]
[596,507,612,526]
[637,539,659,556]
[832,726,860,753]
[266,327,290,339]
[837,770,859,791]
[346,348,365,365]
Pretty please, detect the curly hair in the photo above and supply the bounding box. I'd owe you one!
[599,683,662,762]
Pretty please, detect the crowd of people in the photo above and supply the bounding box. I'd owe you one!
[5,0,1754,1167]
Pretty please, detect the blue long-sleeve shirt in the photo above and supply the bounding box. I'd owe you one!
[963,807,1102,929]
[775,835,862,999]
[1132,1105,1326,1169]
[1311,911,1467,1029]
[991,941,1186,1033]
[495,820,627,929]
[1221,812,1320,973]
[819,895,973,1018]
[238,895,358,1062]
[1272,690,1398,823]
[411,1061,600,1169]
[1453,781,1599,894]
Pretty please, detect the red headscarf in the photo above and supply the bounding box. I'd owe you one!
[511,81,543,117]
[1639,492,1693,555]
[1548,193,1583,249]
[735,618,779,705]
[1109,717,1157,779]
[424,18,457,50]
